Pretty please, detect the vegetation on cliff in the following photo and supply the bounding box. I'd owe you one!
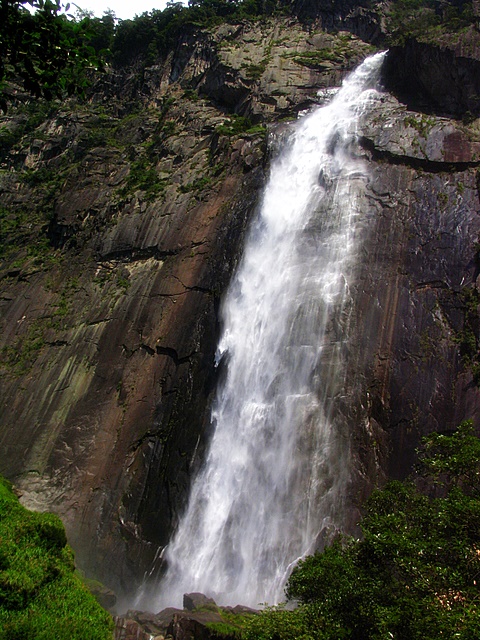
[2,0,478,109]
[243,422,480,640]
[386,0,479,45]
[0,475,113,640]
[87,0,480,68]
[0,0,106,109]
[0,0,290,107]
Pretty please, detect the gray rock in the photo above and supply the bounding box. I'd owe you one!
[183,592,217,611]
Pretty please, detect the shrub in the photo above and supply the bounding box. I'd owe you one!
[247,423,480,639]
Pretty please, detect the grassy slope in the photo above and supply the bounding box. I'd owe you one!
[0,476,113,640]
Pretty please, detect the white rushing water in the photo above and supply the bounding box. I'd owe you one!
[152,52,386,609]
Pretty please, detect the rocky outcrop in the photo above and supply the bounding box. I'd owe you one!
[174,19,375,119]
[114,593,257,640]
[384,33,480,118]
[351,93,480,480]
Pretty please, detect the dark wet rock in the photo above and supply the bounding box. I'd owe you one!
[116,597,257,640]
[114,616,153,640]
[383,35,480,118]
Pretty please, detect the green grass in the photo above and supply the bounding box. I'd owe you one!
[0,476,113,640]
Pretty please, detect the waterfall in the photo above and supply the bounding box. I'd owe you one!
[153,52,386,609]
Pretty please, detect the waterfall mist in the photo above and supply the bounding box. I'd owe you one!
[146,52,386,610]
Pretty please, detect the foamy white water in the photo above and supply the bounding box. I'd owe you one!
[148,52,386,609]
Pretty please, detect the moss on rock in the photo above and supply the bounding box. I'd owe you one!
[0,476,113,640]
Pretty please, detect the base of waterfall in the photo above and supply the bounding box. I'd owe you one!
[114,593,259,640]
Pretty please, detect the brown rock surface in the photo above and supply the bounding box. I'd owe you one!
[0,18,370,599]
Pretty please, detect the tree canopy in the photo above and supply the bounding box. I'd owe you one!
[244,421,480,640]
[0,0,108,110]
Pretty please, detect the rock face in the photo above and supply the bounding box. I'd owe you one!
[1,13,480,606]
[0,19,375,598]
[384,34,480,118]
[352,90,480,481]
[115,593,258,640]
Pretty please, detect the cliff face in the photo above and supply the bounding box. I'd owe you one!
[0,19,375,596]
[1,13,480,601]
[353,95,480,482]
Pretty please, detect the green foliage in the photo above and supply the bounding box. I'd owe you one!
[248,424,480,640]
[216,115,265,137]
[120,155,165,200]
[243,58,270,80]
[291,33,375,70]
[292,49,342,68]
[417,419,480,491]
[0,205,58,266]
[453,287,480,385]
[385,0,477,45]
[403,113,437,137]
[182,88,200,101]
[206,620,243,636]
[0,475,113,639]
[0,0,106,109]
[242,603,319,640]
[179,175,211,193]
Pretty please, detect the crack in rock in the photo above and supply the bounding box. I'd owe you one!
[360,136,480,172]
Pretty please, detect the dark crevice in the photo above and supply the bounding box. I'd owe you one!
[53,385,70,393]
[185,285,213,294]
[131,431,158,453]
[415,280,450,291]
[98,246,179,263]
[87,318,112,326]
[156,345,196,365]
[122,343,136,358]
[172,275,213,295]
[360,137,480,173]
[140,343,155,356]
[45,340,69,347]
[147,291,187,299]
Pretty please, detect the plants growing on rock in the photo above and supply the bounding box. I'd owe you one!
[215,115,265,137]
[454,287,480,385]
[386,0,478,45]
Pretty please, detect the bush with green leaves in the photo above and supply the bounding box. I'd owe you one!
[0,0,107,110]
[385,0,477,45]
[243,421,480,640]
[0,475,113,640]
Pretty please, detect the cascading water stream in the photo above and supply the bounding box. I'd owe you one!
[151,52,386,610]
